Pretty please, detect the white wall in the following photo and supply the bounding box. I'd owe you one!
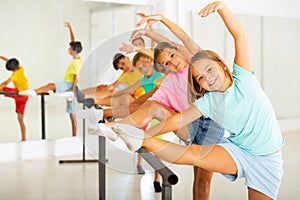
[177,0,300,28]
[0,0,153,142]
[1,0,299,142]
[0,0,101,142]
[0,0,100,100]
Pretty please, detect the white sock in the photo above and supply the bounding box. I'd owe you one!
[87,123,105,136]
[88,123,134,152]
[19,89,37,97]
[56,91,74,101]
[88,123,118,141]
[76,109,103,124]
[111,123,144,152]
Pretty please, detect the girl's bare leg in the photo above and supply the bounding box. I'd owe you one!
[248,187,272,200]
[95,94,134,107]
[103,103,141,119]
[142,137,237,174]
[193,166,213,200]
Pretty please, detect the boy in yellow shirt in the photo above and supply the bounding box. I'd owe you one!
[20,22,82,137]
[0,56,29,141]
[75,52,144,107]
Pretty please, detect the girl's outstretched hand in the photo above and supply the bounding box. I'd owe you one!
[136,13,162,28]
[198,1,224,18]
[119,43,135,54]
[130,29,146,42]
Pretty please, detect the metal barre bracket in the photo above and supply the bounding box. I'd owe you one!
[137,147,178,200]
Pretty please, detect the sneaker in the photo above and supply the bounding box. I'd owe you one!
[76,109,103,124]
[137,165,145,174]
[111,123,144,152]
[153,181,162,193]
[74,85,85,103]
[19,89,37,97]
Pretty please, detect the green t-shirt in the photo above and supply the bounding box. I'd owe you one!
[140,71,163,93]
[194,64,284,155]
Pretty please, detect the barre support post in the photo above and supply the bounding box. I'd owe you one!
[98,135,106,200]
[137,147,178,200]
[59,105,98,164]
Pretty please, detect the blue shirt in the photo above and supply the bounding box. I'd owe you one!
[194,64,284,155]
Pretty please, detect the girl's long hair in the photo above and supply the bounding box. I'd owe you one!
[188,50,233,104]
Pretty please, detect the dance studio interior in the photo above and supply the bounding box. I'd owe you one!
[0,0,299,199]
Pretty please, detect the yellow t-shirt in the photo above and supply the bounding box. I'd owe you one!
[117,69,142,86]
[63,57,82,83]
[10,66,29,91]
[117,69,144,98]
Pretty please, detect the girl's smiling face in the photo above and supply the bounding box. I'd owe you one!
[192,59,229,92]
[156,48,188,72]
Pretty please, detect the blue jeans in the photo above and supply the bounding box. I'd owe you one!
[188,116,224,145]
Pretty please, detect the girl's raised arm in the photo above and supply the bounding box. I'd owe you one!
[145,105,202,137]
[129,28,192,59]
[136,13,201,55]
[199,1,251,72]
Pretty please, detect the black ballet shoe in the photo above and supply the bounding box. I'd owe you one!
[94,104,102,110]
[75,85,85,103]
[153,181,162,193]
[137,165,145,175]
[82,98,95,109]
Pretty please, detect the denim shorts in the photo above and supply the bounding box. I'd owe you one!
[219,139,284,199]
[188,116,224,145]
[55,81,75,114]
[54,81,72,93]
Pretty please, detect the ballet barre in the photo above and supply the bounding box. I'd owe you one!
[0,92,49,139]
[98,135,178,200]
[137,147,179,199]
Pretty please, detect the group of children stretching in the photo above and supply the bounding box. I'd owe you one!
[1,1,284,199]
[78,2,284,199]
